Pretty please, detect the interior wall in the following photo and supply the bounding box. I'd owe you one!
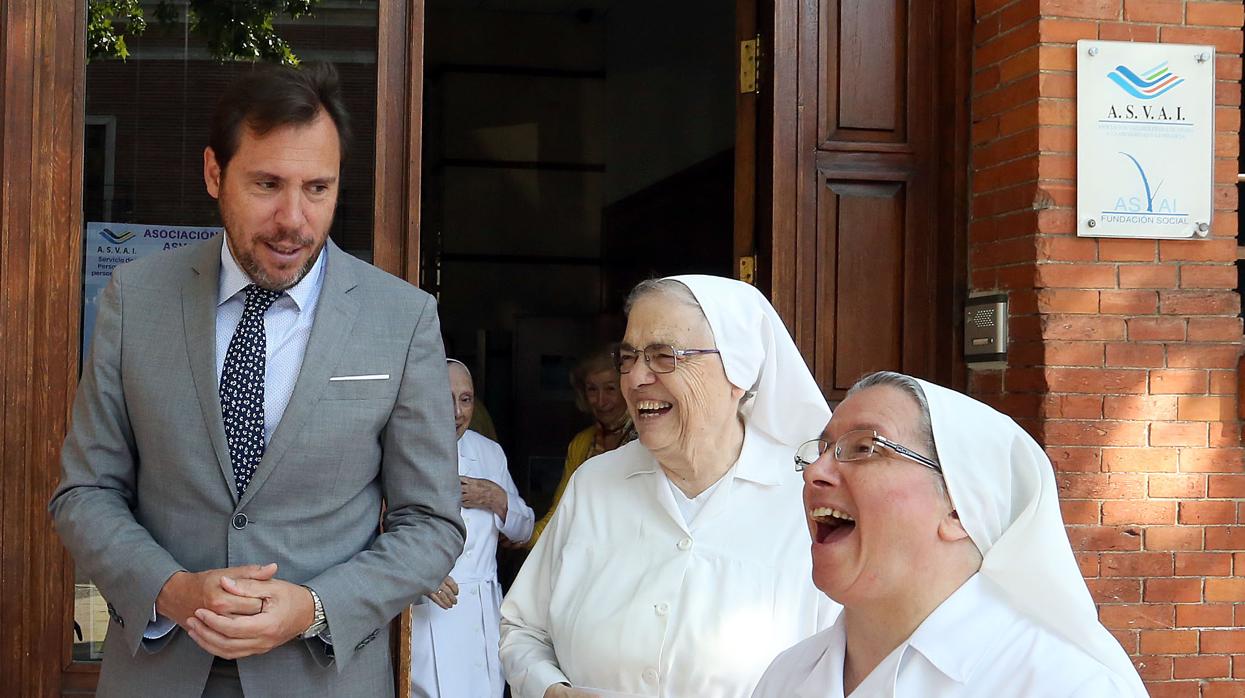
[604,0,736,204]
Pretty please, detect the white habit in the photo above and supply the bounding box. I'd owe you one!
[751,574,1137,697]
[499,429,839,698]
[410,429,534,698]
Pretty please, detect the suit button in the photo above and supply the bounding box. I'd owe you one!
[232,513,248,529]
[677,537,692,551]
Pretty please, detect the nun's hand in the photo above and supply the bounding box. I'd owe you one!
[461,476,508,519]
[426,576,458,610]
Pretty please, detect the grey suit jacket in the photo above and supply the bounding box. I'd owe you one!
[50,236,465,697]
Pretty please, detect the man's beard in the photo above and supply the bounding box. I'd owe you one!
[219,198,326,291]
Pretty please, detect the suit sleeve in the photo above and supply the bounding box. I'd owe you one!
[48,269,186,655]
[305,292,465,669]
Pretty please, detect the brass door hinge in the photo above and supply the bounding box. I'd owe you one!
[738,255,757,285]
[740,36,760,94]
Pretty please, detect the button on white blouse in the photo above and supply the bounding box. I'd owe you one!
[500,428,839,698]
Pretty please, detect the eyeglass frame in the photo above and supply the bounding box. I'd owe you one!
[613,343,721,374]
[794,429,942,473]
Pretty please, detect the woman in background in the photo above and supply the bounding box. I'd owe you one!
[528,348,636,547]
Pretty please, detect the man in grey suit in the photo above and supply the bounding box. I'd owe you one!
[50,64,465,696]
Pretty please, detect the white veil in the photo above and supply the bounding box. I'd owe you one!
[916,378,1147,696]
[667,275,830,447]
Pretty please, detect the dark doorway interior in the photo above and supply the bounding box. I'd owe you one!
[422,0,737,531]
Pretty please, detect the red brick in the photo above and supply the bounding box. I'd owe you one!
[998,46,1041,83]
[1210,370,1240,395]
[1181,264,1239,289]
[1180,448,1245,473]
[1180,501,1238,526]
[1047,446,1103,472]
[977,22,1043,71]
[1036,17,1099,43]
[1140,630,1199,654]
[1123,0,1184,23]
[1202,681,1245,698]
[1207,527,1245,550]
[1105,395,1178,420]
[1187,317,1244,341]
[1145,526,1204,551]
[1100,602,1174,629]
[1099,289,1158,314]
[1098,238,1157,262]
[1161,26,1245,53]
[1103,447,1179,472]
[1036,263,1117,288]
[1149,474,1207,499]
[1169,345,1242,369]
[1120,265,1177,289]
[1134,655,1174,682]
[1151,422,1209,447]
[1150,369,1207,394]
[1177,602,1234,628]
[1160,239,1240,263]
[1203,630,1245,653]
[1128,317,1187,341]
[1160,290,1241,316]
[1087,577,1142,602]
[1175,552,1231,576]
[1209,422,1242,447]
[1173,655,1231,679]
[1046,367,1148,394]
[1103,500,1177,525]
[1107,342,1165,368]
[1057,473,1146,498]
[1043,339,1107,365]
[1146,682,1202,698]
[1036,288,1098,313]
[1043,394,1104,419]
[1068,525,1143,551]
[1101,551,1174,576]
[1145,578,1203,603]
[1187,2,1245,28]
[1208,475,1245,498]
[1177,397,1239,421]
[1046,419,1148,446]
[1061,499,1101,524]
[1098,21,1160,42]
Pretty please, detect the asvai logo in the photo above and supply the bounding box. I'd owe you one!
[1101,151,1187,225]
[1107,60,1184,100]
[99,227,135,244]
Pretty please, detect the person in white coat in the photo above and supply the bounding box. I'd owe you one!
[410,359,535,698]
[500,276,840,698]
[752,371,1148,698]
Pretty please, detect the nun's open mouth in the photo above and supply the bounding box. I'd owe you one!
[810,506,856,544]
[636,400,673,419]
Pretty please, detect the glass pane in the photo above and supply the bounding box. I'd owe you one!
[74,1,379,663]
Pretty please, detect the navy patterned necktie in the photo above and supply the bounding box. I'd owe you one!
[220,284,282,497]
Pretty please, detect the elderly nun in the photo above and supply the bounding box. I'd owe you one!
[752,371,1147,697]
[500,276,840,698]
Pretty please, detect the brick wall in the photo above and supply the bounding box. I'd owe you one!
[971,1,1244,695]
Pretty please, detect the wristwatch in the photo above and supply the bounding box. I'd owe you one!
[301,586,328,640]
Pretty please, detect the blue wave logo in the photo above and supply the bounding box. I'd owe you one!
[99,228,135,244]
[1107,61,1184,100]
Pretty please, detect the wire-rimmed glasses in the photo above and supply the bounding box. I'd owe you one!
[613,343,721,374]
[794,429,941,473]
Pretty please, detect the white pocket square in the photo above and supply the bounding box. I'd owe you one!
[329,374,390,382]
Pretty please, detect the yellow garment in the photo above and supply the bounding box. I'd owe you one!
[528,426,595,547]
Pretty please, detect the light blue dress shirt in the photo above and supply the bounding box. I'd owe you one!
[144,238,327,640]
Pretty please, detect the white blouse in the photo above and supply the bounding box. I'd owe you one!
[500,428,839,698]
[751,574,1137,698]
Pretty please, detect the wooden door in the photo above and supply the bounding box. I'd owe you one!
[763,0,971,399]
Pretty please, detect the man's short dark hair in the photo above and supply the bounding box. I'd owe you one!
[209,63,352,172]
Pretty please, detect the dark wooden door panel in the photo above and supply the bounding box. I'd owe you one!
[817,179,906,391]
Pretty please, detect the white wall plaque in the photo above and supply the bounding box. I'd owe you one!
[1076,40,1215,239]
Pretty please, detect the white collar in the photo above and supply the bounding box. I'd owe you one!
[621,425,784,487]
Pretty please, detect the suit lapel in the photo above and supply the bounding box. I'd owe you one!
[237,242,361,509]
[183,235,239,502]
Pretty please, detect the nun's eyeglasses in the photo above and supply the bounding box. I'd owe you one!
[614,343,720,374]
[795,430,942,473]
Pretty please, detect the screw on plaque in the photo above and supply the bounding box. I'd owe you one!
[1087,219,1097,228]
[1087,47,1098,57]
[1195,222,1210,237]
[1196,52,1210,64]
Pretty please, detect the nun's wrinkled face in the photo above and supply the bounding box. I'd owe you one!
[620,295,744,461]
[448,362,474,440]
[801,385,951,605]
